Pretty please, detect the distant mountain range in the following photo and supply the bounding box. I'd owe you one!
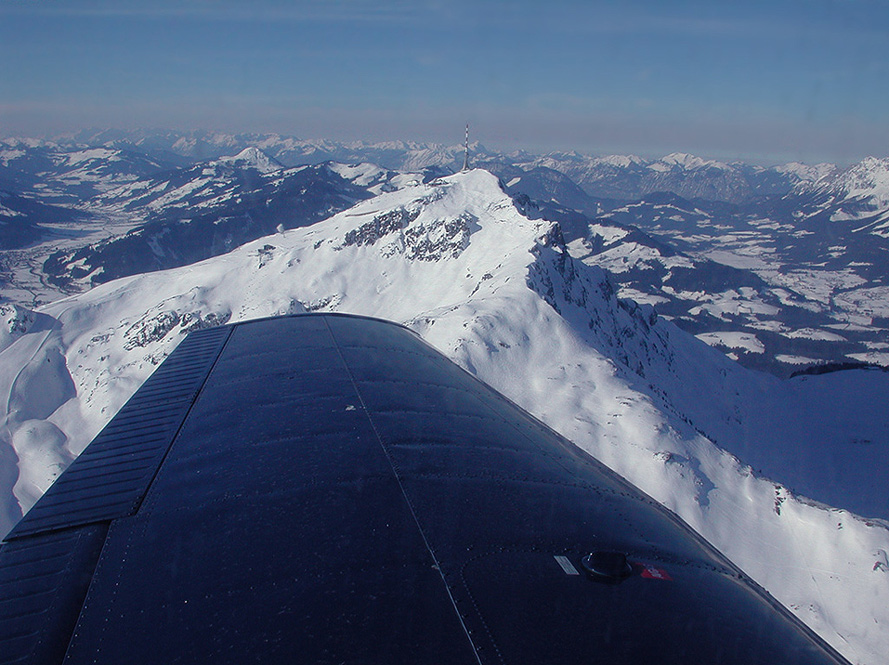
[3,129,880,200]
[1,130,888,376]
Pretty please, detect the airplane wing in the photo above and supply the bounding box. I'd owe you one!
[0,313,850,664]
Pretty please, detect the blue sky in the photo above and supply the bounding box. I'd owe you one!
[2,0,888,163]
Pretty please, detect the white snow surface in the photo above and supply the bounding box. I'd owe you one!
[327,162,422,194]
[0,170,887,663]
[695,331,766,354]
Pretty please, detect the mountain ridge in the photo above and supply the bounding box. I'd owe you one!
[2,131,889,376]
[13,131,889,208]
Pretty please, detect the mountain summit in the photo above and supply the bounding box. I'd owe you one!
[217,146,283,173]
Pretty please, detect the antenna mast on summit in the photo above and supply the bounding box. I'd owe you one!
[462,123,470,171]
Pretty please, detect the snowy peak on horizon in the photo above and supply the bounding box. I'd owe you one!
[781,156,889,228]
[170,132,242,157]
[593,154,647,168]
[216,146,283,173]
[828,156,889,205]
[656,152,732,171]
[775,161,839,185]
[12,128,889,205]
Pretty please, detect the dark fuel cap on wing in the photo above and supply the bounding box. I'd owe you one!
[581,551,633,582]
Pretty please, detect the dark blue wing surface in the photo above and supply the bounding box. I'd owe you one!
[0,313,850,664]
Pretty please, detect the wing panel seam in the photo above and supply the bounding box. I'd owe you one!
[323,317,485,665]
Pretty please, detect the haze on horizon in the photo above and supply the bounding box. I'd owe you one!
[2,0,888,166]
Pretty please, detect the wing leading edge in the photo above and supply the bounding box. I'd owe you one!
[0,313,850,664]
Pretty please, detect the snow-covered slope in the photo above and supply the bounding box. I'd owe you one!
[1,170,888,663]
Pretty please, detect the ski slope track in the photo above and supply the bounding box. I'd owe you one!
[0,170,887,664]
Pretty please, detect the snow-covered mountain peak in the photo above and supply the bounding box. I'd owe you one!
[776,161,838,185]
[856,155,889,171]
[832,156,889,205]
[217,146,282,173]
[658,152,729,171]
[312,168,552,270]
[592,154,646,168]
